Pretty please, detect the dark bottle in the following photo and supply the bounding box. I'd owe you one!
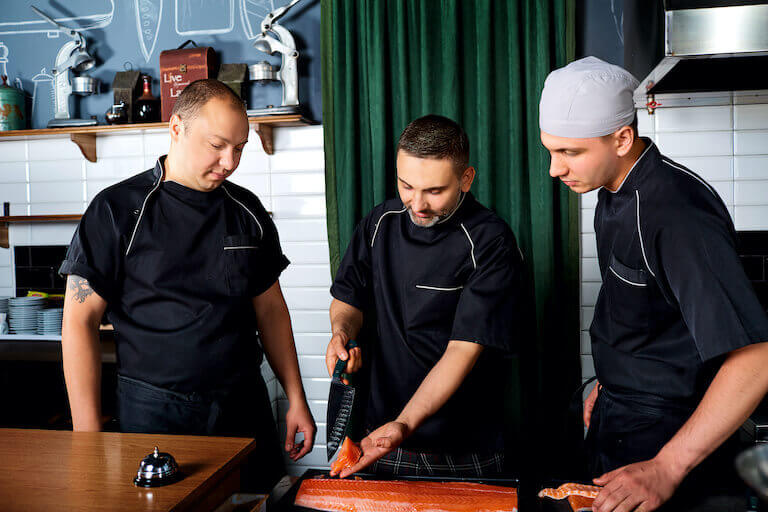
[135,75,160,123]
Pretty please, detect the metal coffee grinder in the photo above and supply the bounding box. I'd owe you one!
[247,0,302,116]
[31,6,99,127]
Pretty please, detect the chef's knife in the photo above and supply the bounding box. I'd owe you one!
[326,339,359,461]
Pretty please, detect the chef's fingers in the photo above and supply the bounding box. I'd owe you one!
[346,346,362,373]
[288,440,305,461]
[593,483,627,512]
[594,467,620,485]
[326,334,348,376]
[614,496,647,512]
[339,452,380,479]
[296,425,316,458]
[285,422,299,453]
[584,382,599,428]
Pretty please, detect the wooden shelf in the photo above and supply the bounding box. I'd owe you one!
[0,214,83,249]
[0,114,312,160]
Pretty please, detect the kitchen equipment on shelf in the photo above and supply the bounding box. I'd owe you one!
[112,70,141,124]
[159,41,217,122]
[0,75,26,131]
[31,5,100,127]
[135,75,160,123]
[105,102,128,125]
[247,0,302,116]
[134,446,180,487]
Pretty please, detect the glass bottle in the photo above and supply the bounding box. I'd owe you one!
[135,74,160,123]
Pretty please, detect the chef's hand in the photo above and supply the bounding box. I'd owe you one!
[592,456,682,512]
[325,332,362,378]
[334,421,409,478]
[584,380,599,428]
[284,400,316,462]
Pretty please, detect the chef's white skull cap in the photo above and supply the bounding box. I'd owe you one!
[539,56,639,138]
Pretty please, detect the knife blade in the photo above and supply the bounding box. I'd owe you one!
[326,339,359,461]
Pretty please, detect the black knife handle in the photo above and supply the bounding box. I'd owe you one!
[332,339,359,380]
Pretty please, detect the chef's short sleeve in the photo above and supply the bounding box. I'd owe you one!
[330,218,373,311]
[59,196,121,303]
[251,210,290,297]
[653,212,768,361]
[450,232,527,353]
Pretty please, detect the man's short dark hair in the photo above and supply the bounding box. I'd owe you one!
[396,115,470,172]
[171,79,246,127]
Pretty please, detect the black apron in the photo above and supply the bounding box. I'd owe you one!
[586,386,747,510]
[117,372,284,492]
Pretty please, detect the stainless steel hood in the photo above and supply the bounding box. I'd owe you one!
[624,1,768,108]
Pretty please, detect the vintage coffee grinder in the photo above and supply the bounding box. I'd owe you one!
[32,6,100,127]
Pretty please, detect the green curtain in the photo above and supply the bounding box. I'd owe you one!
[322,0,581,484]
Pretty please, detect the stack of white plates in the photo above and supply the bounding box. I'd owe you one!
[37,308,64,335]
[8,297,47,335]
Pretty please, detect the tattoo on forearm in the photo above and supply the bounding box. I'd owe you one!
[68,275,94,303]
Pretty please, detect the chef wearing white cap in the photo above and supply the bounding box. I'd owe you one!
[539,56,768,511]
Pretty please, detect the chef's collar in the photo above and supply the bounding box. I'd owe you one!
[153,155,224,205]
[605,137,658,196]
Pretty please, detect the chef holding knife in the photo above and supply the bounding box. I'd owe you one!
[59,79,315,490]
[539,57,768,511]
[326,115,528,478]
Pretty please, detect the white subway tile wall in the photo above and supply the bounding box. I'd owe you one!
[579,97,768,384]
[0,125,332,474]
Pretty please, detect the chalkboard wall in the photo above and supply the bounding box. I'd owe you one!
[0,0,321,129]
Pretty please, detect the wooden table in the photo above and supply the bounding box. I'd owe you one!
[0,428,258,512]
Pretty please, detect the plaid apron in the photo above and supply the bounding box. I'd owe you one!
[369,447,504,478]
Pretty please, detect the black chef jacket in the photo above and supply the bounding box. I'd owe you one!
[60,157,289,393]
[589,138,768,480]
[331,192,526,454]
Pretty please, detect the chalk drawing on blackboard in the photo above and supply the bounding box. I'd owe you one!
[176,0,234,35]
[0,42,8,77]
[135,0,163,62]
[240,0,277,40]
[0,1,114,36]
[32,68,55,121]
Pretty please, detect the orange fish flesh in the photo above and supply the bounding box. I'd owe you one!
[538,483,600,511]
[330,437,362,475]
[295,478,519,512]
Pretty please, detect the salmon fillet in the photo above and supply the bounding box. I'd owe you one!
[295,478,518,512]
[330,437,362,475]
[538,483,600,511]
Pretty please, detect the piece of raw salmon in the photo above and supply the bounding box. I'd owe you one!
[295,478,518,511]
[330,437,362,475]
[538,483,601,511]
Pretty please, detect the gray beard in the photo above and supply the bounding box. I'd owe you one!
[407,191,465,229]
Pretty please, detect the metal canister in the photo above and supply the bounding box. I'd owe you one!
[0,75,26,131]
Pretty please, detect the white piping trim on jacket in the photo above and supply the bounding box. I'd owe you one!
[221,184,264,239]
[436,191,466,224]
[460,223,477,270]
[662,158,719,198]
[635,189,656,278]
[609,266,647,287]
[371,207,407,248]
[224,245,259,250]
[608,142,654,194]
[125,172,163,256]
[415,284,464,292]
